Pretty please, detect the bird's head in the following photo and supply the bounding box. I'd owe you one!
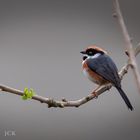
[80,45,107,60]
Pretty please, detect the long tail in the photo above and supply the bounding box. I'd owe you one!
[116,87,133,111]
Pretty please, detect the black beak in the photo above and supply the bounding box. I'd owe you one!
[80,51,86,54]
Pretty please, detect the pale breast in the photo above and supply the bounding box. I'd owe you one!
[82,60,107,85]
[83,68,99,84]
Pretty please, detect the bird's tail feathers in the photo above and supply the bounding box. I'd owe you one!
[116,87,133,111]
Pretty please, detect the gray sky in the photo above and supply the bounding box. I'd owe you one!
[0,0,140,140]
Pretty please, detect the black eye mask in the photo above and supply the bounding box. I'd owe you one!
[86,49,104,56]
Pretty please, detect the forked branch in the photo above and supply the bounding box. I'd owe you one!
[0,0,139,108]
[113,0,140,93]
[0,45,139,108]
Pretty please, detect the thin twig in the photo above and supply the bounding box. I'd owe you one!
[0,1,139,108]
[113,0,140,94]
[0,45,140,108]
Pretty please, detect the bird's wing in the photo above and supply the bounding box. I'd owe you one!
[86,54,121,87]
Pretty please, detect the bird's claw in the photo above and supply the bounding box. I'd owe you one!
[92,92,98,99]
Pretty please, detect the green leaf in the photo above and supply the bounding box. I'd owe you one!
[22,87,35,100]
[22,95,28,100]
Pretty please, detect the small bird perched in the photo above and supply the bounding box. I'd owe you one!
[80,45,133,110]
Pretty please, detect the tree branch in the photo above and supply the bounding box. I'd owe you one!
[0,45,140,108]
[0,1,140,108]
[113,0,140,94]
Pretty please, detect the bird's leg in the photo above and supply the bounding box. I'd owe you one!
[91,86,101,99]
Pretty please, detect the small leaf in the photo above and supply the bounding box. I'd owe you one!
[24,88,28,94]
[22,95,28,100]
[22,87,35,100]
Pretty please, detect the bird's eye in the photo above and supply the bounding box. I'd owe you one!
[88,51,93,55]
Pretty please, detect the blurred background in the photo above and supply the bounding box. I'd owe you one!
[0,0,140,140]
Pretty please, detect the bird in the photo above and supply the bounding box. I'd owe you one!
[80,45,133,110]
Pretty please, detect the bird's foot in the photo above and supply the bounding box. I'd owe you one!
[91,92,98,99]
